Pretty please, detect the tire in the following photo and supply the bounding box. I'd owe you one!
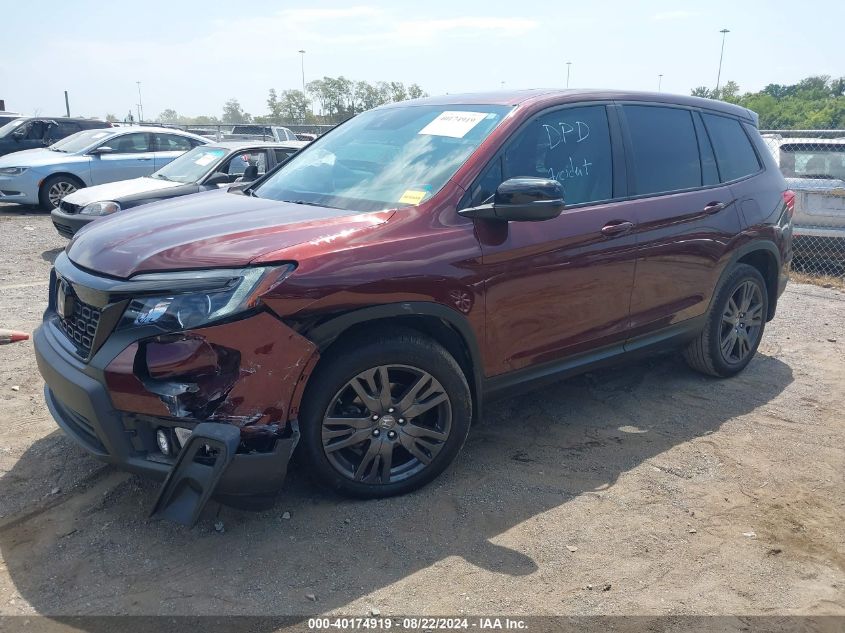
[299,329,472,498]
[39,174,84,211]
[683,263,769,377]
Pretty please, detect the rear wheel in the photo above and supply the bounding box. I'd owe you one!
[39,174,83,211]
[299,331,472,497]
[683,263,768,377]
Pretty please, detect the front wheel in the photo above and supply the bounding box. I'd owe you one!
[299,331,472,498]
[683,263,769,377]
[39,174,83,211]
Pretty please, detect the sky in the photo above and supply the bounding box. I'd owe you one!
[2,0,843,120]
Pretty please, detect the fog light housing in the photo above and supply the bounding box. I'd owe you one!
[156,428,173,456]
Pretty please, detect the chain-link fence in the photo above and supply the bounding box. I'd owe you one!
[760,130,845,281]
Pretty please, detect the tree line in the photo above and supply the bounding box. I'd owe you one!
[143,76,428,126]
[691,75,845,129]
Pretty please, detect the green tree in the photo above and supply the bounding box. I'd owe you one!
[222,98,251,123]
[407,83,427,100]
[158,108,180,124]
[104,113,118,123]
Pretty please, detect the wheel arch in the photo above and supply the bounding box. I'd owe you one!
[714,240,782,321]
[302,302,485,423]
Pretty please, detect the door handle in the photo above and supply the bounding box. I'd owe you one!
[137,157,152,161]
[702,201,728,214]
[601,220,635,236]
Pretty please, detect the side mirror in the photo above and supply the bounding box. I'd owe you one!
[12,127,25,140]
[459,177,565,222]
[89,146,114,156]
[204,172,231,186]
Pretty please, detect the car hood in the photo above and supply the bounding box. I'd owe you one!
[0,147,85,168]
[67,189,394,279]
[62,177,184,206]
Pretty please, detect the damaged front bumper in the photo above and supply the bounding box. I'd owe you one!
[33,256,319,513]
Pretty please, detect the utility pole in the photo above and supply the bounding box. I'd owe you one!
[298,50,306,92]
[716,29,730,93]
[64,91,70,117]
[136,81,144,122]
[566,62,572,88]
[658,74,663,92]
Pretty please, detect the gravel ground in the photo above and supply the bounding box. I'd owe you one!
[0,203,843,622]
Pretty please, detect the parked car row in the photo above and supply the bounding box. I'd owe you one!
[51,140,304,236]
[31,89,793,523]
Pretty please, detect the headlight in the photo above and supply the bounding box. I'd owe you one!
[80,201,121,216]
[117,264,295,332]
[0,167,27,176]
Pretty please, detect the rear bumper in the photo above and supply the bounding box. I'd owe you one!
[51,208,94,238]
[34,320,300,501]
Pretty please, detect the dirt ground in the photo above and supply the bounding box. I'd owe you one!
[0,203,843,622]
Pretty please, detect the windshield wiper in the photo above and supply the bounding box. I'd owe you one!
[152,173,171,181]
[282,199,337,209]
[50,148,68,152]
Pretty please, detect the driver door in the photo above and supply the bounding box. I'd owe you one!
[469,104,638,375]
[90,132,155,184]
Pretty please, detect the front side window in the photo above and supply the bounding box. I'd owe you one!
[107,133,151,154]
[624,105,701,195]
[151,146,228,184]
[253,104,511,212]
[499,105,613,206]
[222,150,268,179]
[702,113,760,182]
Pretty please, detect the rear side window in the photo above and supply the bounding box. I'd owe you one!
[274,148,297,163]
[154,133,193,151]
[623,105,701,195]
[702,113,760,182]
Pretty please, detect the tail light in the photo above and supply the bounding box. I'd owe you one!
[782,190,795,219]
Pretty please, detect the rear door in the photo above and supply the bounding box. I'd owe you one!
[90,132,155,184]
[152,133,196,170]
[470,103,638,375]
[620,104,745,339]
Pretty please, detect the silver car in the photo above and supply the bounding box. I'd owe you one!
[766,136,845,264]
[0,126,208,210]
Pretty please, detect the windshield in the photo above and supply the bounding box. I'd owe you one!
[252,104,512,212]
[49,129,113,153]
[152,146,227,183]
[780,143,845,180]
[0,119,26,138]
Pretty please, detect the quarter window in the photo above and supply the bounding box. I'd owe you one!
[702,113,761,182]
[624,105,701,195]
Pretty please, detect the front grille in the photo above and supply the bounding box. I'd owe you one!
[59,200,81,214]
[57,295,101,357]
[53,221,74,239]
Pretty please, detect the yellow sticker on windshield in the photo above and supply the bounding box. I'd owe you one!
[399,189,427,205]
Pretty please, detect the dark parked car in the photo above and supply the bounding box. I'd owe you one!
[51,140,305,238]
[34,90,792,523]
[0,117,111,157]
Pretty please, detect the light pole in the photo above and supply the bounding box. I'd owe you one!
[715,29,730,93]
[658,74,663,92]
[298,50,306,92]
[136,81,144,122]
[566,62,572,88]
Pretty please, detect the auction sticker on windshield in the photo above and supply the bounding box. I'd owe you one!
[419,111,487,138]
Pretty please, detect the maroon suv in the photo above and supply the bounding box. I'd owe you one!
[34,90,792,518]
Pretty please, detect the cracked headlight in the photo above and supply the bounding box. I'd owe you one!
[118,264,295,331]
[79,201,121,216]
